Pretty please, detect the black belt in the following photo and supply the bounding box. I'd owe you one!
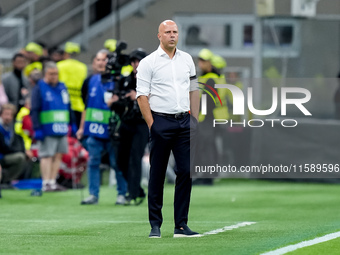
[151,111,189,119]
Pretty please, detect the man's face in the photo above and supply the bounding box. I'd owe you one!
[1,109,14,126]
[26,51,39,62]
[158,21,178,51]
[198,59,211,73]
[29,70,42,85]
[50,52,64,62]
[44,68,59,85]
[13,56,27,71]
[92,52,107,74]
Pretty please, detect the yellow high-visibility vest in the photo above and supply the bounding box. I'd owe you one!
[15,106,32,150]
[57,59,87,112]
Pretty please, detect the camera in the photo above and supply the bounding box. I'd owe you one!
[101,41,130,83]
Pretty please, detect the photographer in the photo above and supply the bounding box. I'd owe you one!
[107,48,148,205]
[76,48,127,205]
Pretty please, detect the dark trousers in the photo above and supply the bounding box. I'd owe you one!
[117,121,148,199]
[0,152,26,183]
[148,113,197,228]
[73,110,82,129]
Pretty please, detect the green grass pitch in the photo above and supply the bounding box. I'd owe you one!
[1,179,340,255]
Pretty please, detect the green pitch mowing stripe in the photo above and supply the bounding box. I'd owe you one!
[1,179,340,255]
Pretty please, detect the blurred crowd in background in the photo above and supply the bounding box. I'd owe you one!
[0,38,230,204]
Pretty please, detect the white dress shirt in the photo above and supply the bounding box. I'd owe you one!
[136,46,198,114]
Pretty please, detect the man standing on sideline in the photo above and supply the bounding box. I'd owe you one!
[31,62,74,192]
[76,50,127,205]
[136,20,200,238]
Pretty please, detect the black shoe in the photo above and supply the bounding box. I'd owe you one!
[135,196,145,205]
[81,195,98,205]
[173,225,202,238]
[149,226,161,238]
[125,195,145,206]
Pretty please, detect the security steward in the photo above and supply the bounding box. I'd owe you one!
[57,42,87,128]
[76,67,127,205]
[24,42,43,77]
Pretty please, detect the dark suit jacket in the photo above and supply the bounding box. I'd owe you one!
[2,71,29,108]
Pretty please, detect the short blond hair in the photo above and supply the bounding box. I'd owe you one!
[0,103,17,115]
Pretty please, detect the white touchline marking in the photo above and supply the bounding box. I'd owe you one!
[203,222,256,236]
[261,231,340,255]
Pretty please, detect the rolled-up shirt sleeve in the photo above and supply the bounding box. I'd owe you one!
[136,59,152,98]
[189,56,198,92]
[190,76,198,92]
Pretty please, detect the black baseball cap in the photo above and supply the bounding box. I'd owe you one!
[130,48,147,61]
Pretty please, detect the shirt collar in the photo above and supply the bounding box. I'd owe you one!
[157,46,179,58]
